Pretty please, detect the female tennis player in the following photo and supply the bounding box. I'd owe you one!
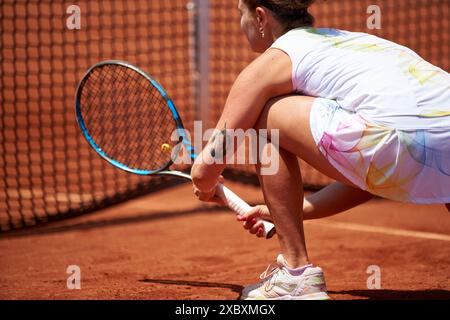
[191,0,450,300]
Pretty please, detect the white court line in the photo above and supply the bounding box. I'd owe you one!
[310,220,450,242]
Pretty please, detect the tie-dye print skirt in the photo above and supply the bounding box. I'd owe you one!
[310,98,450,204]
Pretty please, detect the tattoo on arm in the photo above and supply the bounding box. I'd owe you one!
[210,123,231,160]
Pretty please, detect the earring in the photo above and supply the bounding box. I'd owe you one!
[260,28,265,38]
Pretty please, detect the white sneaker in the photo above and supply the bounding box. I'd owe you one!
[240,254,331,300]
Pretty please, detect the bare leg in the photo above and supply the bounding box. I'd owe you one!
[254,95,364,268]
[256,143,309,268]
[258,95,357,185]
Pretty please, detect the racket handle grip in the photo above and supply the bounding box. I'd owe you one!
[216,184,276,239]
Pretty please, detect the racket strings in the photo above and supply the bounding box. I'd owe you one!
[115,66,176,168]
[79,64,179,171]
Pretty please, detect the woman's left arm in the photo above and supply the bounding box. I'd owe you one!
[191,48,293,193]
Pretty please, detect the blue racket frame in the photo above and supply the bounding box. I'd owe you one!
[75,60,196,176]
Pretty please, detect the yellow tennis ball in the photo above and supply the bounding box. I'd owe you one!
[161,143,171,152]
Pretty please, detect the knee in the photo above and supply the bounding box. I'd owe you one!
[253,96,282,131]
[253,94,315,131]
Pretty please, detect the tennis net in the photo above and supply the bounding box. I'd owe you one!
[0,0,196,231]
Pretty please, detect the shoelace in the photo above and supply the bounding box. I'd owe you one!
[259,261,282,280]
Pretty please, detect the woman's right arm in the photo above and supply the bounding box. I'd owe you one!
[239,182,374,235]
[302,182,374,220]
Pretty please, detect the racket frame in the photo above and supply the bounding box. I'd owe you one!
[75,60,195,175]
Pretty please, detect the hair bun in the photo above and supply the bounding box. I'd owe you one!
[290,0,315,9]
[247,0,316,29]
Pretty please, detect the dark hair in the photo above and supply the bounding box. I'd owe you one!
[243,0,315,31]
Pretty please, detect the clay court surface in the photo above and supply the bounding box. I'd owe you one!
[0,181,449,300]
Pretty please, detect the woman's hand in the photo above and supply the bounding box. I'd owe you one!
[192,175,226,206]
[236,205,272,238]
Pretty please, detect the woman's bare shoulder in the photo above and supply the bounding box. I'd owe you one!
[237,48,293,95]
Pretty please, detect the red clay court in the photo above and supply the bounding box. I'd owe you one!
[1,182,449,300]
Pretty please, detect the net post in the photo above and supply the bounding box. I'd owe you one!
[193,0,210,130]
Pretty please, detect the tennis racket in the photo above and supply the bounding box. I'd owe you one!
[75,60,276,239]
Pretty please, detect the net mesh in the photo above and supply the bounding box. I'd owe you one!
[1,0,449,231]
[1,0,196,231]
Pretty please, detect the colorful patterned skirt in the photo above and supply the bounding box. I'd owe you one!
[310,98,450,204]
